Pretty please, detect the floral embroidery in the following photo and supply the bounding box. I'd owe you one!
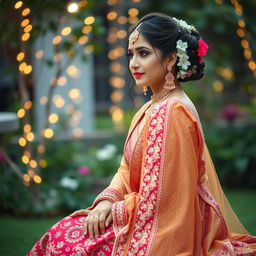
[126,101,169,256]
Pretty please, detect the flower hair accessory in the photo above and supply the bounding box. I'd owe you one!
[173,17,196,33]
[198,37,209,64]
[176,39,191,79]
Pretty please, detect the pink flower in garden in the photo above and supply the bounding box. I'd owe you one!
[221,104,241,121]
[197,38,209,64]
[78,166,90,176]
[0,153,5,162]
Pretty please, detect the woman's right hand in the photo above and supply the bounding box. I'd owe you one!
[70,199,113,239]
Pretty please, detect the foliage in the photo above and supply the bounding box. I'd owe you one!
[205,122,256,188]
[0,138,124,215]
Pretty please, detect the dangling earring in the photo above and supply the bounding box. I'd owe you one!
[164,67,175,90]
[143,86,148,95]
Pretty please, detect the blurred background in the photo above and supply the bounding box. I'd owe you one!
[0,0,255,254]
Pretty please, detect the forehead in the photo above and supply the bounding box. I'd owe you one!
[128,32,152,50]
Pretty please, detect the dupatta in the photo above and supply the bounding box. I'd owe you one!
[90,97,256,255]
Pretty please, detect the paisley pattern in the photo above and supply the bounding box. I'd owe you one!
[126,101,169,256]
[27,216,114,256]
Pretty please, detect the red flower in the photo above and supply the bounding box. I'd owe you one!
[198,38,209,64]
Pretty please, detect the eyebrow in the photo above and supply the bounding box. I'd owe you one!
[127,46,151,51]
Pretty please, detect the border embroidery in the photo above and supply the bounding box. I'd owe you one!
[127,102,169,256]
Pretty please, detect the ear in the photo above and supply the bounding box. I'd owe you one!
[166,52,177,70]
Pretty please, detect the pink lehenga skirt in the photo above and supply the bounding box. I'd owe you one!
[27,216,115,256]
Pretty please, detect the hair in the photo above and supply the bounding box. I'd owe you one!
[128,13,206,82]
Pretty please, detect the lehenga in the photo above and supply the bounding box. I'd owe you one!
[27,92,256,256]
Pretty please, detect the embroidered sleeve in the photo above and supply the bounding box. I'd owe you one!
[112,200,128,235]
[87,188,123,210]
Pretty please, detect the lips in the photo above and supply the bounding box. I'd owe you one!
[133,72,144,79]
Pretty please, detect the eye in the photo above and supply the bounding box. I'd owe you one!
[127,52,133,60]
[139,50,149,57]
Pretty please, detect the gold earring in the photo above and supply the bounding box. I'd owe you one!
[164,66,175,90]
[143,86,148,95]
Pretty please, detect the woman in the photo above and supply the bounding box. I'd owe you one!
[27,13,256,256]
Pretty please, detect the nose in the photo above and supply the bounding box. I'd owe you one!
[130,58,139,71]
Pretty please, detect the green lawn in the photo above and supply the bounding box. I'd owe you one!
[0,190,255,255]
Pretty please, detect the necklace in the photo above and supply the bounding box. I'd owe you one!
[151,87,175,104]
[145,87,176,116]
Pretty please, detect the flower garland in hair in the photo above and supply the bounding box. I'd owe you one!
[176,40,191,79]
[173,17,196,33]
[174,17,209,79]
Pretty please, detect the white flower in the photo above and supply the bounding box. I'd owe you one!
[177,57,191,70]
[176,40,188,52]
[104,144,117,155]
[96,148,110,160]
[96,144,117,161]
[60,177,79,190]
[173,17,197,33]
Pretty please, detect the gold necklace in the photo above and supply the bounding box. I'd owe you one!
[151,87,175,103]
[145,87,176,116]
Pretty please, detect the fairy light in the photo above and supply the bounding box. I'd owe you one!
[229,0,256,77]
[14,1,43,187]
[82,26,92,34]
[84,16,95,25]
[17,52,25,61]
[22,155,30,164]
[57,76,67,86]
[14,1,23,9]
[61,26,72,36]
[212,80,224,93]
[29,159,37,169]
[49,113,59,123]
[37,145,45,154]
[67,2,79,13]
[21,19,30,27]
[42,128,54,139]
[19,137,27,147]
[52,35,62,45]
[78,35,89,45]
[22,8,30,16]
[17,108,25,118]
[107,11,118,21]
[39,159,47,168]
[35,50,44,59]
[24,24,32,33]
[33,175,42,184]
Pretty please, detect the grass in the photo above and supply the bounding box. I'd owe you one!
[0,190,255,255]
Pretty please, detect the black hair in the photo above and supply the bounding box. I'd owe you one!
[128,13,206,82]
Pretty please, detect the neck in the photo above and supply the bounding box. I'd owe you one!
[150,78,180,94]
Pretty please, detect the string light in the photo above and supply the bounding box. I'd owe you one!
[229,0,256,77]
[67,2,79,13]
[14,1,43,186]
[84,16,95,25]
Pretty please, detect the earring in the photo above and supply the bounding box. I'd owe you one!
[143,86,148,95]
[164,69,175,90]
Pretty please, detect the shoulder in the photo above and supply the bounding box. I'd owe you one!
[168,99,199,126]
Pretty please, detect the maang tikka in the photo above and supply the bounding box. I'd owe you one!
[129,23,148,96]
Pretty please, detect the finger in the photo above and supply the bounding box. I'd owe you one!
[99,212,107,235]
[88,215,94,239]
[105,212,113,228]
[70,209,90,217]
[93,215,100,238]
[83,216,88,235]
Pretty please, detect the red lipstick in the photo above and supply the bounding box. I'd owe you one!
[133,72,144,79]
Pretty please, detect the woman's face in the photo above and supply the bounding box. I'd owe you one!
[127,33,168,92]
